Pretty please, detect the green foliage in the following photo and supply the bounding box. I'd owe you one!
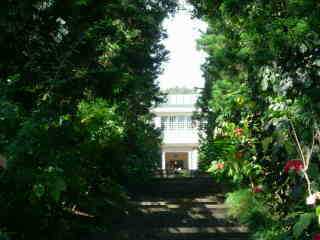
[226,189,268,227]
[0,0,177,239]
[207,135,262,185]
[251,226,289,240]
[77,99,124,144]
[0,232,10,240]
[191,0,320,238]
[292,213,315,239]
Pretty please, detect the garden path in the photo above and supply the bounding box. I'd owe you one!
[114,177,249,240]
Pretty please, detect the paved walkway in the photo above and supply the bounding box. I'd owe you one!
[114,177,249,240]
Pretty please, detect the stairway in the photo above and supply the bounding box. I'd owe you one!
[113,177,249,240]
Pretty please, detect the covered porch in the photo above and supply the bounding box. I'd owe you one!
[161,144,198,172]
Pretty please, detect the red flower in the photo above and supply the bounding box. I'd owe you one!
[313,233,320,240]
[252,186,263,193]
[216,162,224,170]
[234,128,244,136]
[284,160,304,173]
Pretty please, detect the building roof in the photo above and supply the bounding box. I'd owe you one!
[153,94,199,114]
[161,94,198,107]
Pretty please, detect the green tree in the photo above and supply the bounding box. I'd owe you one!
[190,0,320,238]
[0,1,177,239]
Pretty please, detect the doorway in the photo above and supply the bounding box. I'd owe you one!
[165,152,188,171]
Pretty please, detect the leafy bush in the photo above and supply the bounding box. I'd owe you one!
[0,1,177,239]
[191,0,320,238]
[226,189,269,228]
[251,226,289,240]
[0,231,9,240]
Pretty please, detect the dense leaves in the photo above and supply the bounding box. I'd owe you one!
[0,0,176,239]
[191,0,320,239]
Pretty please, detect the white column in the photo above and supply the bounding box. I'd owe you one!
[192,149,199,170]
[154,116,161,128]
[188,151,192,170]
[162,151,166,170]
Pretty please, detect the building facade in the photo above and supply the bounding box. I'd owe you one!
[153,94,199,172]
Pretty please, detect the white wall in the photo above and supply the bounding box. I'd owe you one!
[162,129,198,145]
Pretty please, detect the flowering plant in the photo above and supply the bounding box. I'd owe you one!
[252,185,263,193]
[234,127,244,136]
[284,159,304,174]
[314,233,320,240]
[216,162,224,170]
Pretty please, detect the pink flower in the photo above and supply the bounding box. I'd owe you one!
[313,234,320,240]
[216,162,224,170]
[284,159,304,173]
[234,128,244,136]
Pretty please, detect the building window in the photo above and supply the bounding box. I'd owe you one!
[161,116,167,130]
[169,116,176,129]
[160,115,195,130]
[177,116,185,129]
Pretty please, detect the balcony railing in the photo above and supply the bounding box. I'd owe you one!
[162,129,198,145]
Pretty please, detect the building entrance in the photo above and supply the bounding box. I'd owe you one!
[165,152,188,171]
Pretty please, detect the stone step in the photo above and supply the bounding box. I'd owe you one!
[118,216,239,228]
[118,227,249,240]
[160,226,247,233]
[136,203,229,213]
[135,202,227,208]
[137,208,229,220]
[131,195,224,206]
[118,197,240,229]
[87,232,249,240]
[128,177,229,197]
[132,191,224,199]
[137,208,229,218]
[108,178,248,240]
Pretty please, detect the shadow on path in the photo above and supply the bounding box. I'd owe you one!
[90,177,248,240]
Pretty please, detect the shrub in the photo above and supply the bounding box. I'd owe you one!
[225,189,269,229]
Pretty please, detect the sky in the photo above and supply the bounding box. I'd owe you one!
[157,1,207,90]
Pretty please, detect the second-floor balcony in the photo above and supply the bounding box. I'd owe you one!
[161,129,198,145]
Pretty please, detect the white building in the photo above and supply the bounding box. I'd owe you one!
[153,94,199,172]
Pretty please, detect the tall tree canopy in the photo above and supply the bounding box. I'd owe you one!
[0,1,176,239]
[190,0,320,238]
